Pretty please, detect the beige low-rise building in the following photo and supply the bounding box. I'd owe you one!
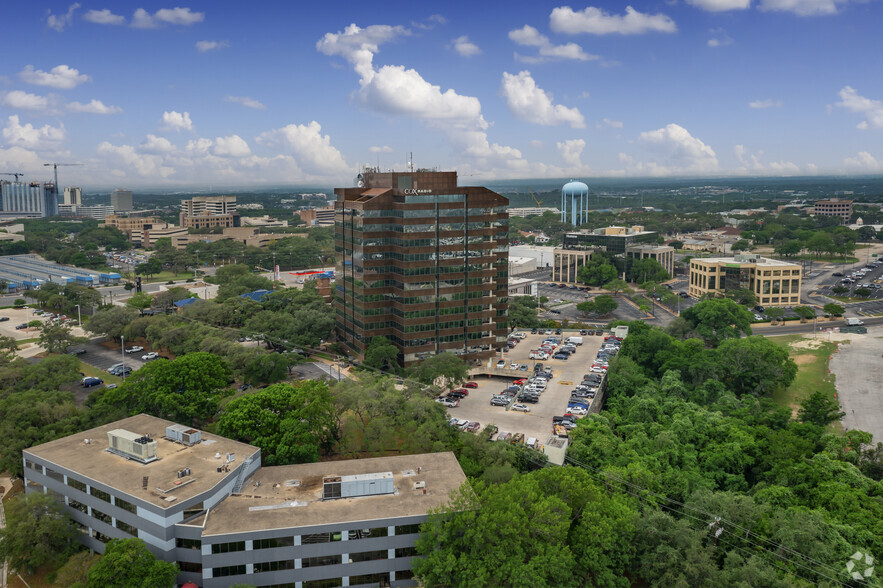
[130,225,188,248]
[171,227,278,250]
[552,248,597,283]
[688,254,802,306]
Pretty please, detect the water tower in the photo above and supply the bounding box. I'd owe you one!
[561,180,589,226]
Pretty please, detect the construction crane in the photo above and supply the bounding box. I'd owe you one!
[1,172,24,181]
[43,162,83,194]
[526,185,543,207]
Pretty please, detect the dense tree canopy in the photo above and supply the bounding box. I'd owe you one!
[0,492,78,574]
[217,381,337,464]
[85,539,178,588]
[679,298,753,346]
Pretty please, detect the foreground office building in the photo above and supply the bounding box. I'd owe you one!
[24,414,466,587]
[334,169,509,367]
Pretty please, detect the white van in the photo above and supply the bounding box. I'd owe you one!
[845,317,864,326]
[565,336,583,345]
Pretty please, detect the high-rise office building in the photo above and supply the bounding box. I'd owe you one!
[63,186,83,205]
[110,188,133,212]
[180,195,239,229]
[0,181,58,218]
[813,198,853,224]
[334,169,509,367]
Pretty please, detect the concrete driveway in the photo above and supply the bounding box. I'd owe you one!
[828,326,883,444]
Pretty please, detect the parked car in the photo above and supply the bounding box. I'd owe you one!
[491,396,510,406]
[466,422,481,432]
[552,353,569,360]
[451,388,469,396]
[0,317,8,322]
[15,323,27,329]
[464,381,478,388]
[125,346,144,354]
[141,352,159,360]
[496,360,506,368]
[104,383,118,390]
[512,403,531,413]
[81,377,103,388]
[435,397,458,407]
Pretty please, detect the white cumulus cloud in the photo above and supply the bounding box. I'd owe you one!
[451,36,481,57]
[19,65,90,89]
[223,95,266,110]
[636,123,719,174]
[509,25,598,63]
[161,111,193,132]
[707,28,734,47]
[196,40,230,52]
[67,99,122,114]
[2,115,65,150]
[212,135,251,157]
[46,3,80,32]
[602,118,623,128]
[83,9,125,25]
[758,0,848,16]
[501,71,585,128]
[139,134,176,154]
[550,6,677,35]
[256,121,349,176]
[843,151,881,171]
[688,0,751,11]
[1,91,52,112]
[98,141,176,177]
[733,144,802,175]
[749,99,782,109]
[132,7,204,29]
[369,145,394,153]
[557,139,586,166]
[837,86,883,130]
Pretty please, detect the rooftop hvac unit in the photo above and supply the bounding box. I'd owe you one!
[323,472,394,500]
[165,424,202,446]
[107,429,158,463]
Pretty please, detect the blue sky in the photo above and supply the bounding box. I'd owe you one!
[1,1,882,189]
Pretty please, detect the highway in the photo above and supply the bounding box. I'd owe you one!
[752,316,883,336]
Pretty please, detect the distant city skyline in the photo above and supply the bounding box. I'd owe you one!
[2,1,883,188]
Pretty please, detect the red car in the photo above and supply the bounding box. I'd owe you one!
[452,388,468,396]
[513,378,527,385]
[464,382,478,388]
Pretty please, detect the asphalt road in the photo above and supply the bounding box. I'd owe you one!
[79,340,147,374]
[752,316,883,336]
[829,331,883,444]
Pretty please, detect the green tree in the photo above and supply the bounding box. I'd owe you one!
[823,303,845,317]
[85,306,138,341]
[125,292,154,311]
[38,321,85,354]
[774,239,802,257]
[627,258,669,284]
[363,336,400,373]
[854,287,871,297]
[680,298,753,346]
[576,253,618,286]
[593,294,618,316]
[716,336,797,397]
[94,352,231,424]
[793,306,816,322]
[216,274,274,302]
[798,391,845,427]
[508,296,539,328]
[85,539,178,588]
[576,300,596,317]
[764,307,785,323]
[134,257,162,279]
[0,492,78,574]
[831,285,849,295]
[151,286,194,311]
[806,231,835,257]
[216,381,337,464]
[603,278,632,295]
[731,239,751,252]
[14,297,26,306]
[724,288,756,307]
[669,240,683,249]
[55,551,100,587]
[407,352,468,388]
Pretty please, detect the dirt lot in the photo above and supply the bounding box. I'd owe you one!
[446,331,606,443]
[0,307,88,342]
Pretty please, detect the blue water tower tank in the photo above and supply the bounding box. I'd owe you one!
[561,180,589,226]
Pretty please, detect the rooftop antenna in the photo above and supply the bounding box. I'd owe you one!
[408,152,413,172]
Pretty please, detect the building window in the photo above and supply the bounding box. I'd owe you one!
[397,569,415,581]
[304,579,343,588]
[349,549,388,563]
[356,527,389,539]
[44,467,64,483]
[116,520,137,536]
[211,541,245,554]
[254,560,294,573]
[90,487,111,503]
[254,537,295,549]
[176,538,201,550]
[178,562,202,573]
[91,508,112,525]
[301,555,342,568]
[212,565,246,578]
[115,497,136,514]
[395,523,421,535]
[395,546,417,558]
[183,501,204,519]
[66,477,86,493]
[302,532,342,544]
[350,573,390,586]
[92,530,111,543]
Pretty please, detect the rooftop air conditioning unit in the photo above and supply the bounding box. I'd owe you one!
[107,429,158,463]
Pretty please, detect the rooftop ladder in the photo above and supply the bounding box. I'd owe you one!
[231,457,254,494]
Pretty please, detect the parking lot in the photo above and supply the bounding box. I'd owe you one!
[79,341,147,373]
[444,331,609,444]
[0,306,87,341]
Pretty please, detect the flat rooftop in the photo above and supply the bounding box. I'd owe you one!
[203,452,466,536]
[25,414,259,509]
[697,256,801,267]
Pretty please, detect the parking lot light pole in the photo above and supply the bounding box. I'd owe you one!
[121,335,126,381]
[75,304,81,327]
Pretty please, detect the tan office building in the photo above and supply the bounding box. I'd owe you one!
[688,254,802,306]
[180,195,239,229]
[552,249,597,283]
[625,244,675,278]
[105,215,164,236]
[813,198,852,224]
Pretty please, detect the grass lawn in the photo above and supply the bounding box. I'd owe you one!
[79,361,123,385]
[795,254,859,264]
[768,334,842,431]
[140,270,194,283]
